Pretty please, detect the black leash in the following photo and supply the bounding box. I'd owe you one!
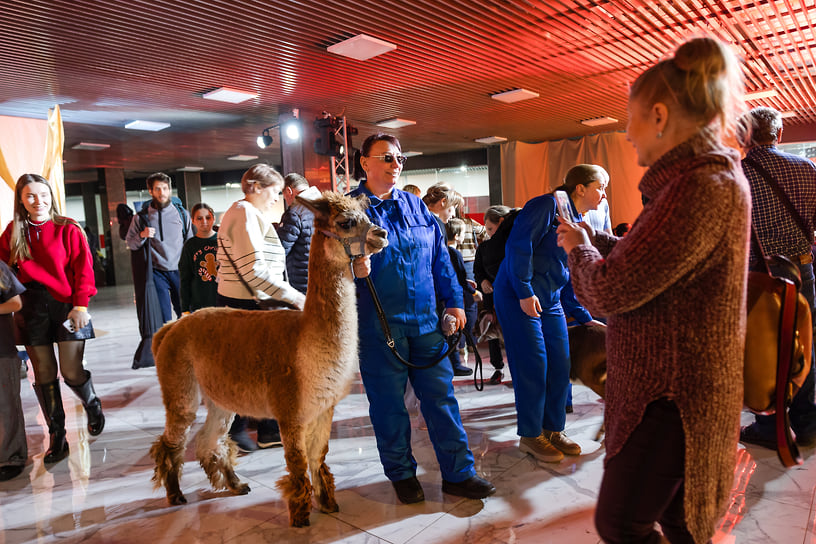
[462,326,484,391]
[326,227,481,383]
[364,276,461,369]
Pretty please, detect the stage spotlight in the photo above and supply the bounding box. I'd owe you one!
[257,128,273,149]
[283,121,301,142]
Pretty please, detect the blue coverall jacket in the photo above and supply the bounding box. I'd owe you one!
[348,182,476,483]
[493,193,592,436]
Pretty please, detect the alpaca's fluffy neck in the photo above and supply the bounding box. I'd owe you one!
[302,239,358,334]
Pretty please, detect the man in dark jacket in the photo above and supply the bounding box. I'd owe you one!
[277,173,322,294]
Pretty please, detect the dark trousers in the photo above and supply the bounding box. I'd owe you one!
[215,293,274,438]
[595,398,697,544]
[153,269,181,323]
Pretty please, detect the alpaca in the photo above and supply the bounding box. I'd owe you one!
[149,192,387,527]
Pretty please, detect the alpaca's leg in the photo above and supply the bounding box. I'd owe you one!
[196,399,249,496]
[306,407,338,513]
[150,351,200,506]
[275,422,313,527]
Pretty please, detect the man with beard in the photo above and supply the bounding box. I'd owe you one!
[126,172,193,323]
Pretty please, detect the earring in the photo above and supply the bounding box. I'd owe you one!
[657,131,663,139]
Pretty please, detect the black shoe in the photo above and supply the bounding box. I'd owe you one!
[739,423,776,450]
[392,476,425,504]
[33,381,70,464]
[0,465,24,481]
[453,365,473,376]
[230,430,258,453]
[442,475,496,499]
[257,431,282,449]
[66,371,105,436]
[796,433,816,447]
[488,370,503,385]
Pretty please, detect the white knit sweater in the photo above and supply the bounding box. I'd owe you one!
[216,200,305,309]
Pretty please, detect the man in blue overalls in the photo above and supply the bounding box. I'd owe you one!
[349,133,495,504]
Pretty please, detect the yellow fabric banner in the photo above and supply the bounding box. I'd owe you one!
[42,105,66,213]
[0,147,14,192]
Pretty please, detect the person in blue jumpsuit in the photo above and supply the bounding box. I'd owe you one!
[349,133,495,504]
[493,164,608,463]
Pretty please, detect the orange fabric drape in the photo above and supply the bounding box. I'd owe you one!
[0,109,64,229]
[500,131,647,227]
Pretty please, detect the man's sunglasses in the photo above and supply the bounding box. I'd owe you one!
[368,153,408,165]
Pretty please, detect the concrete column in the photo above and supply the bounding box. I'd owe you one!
[100,167,132,286]
[176,171,201,209]
[81,181,100,242]
[487,145,503,205]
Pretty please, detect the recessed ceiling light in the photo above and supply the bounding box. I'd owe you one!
[71,142,110,151]
[376,117,416,129]
[580,116,619,127]
[176,166,204,172]
[403,151,423,157]
[745,89,778,101]
[474,136,507,144]
[125,120,171,131]
[202,87,258,103]
[327,34,397,61]
[490,88,539,103]
[227,154,258,161]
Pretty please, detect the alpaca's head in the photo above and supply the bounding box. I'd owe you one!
[298,192,388,260]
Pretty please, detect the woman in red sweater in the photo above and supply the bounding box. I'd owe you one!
[0,174,105,464]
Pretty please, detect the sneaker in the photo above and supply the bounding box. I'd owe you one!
[392,476,424,504]
[519,434,564,463]
[442,475,496,499]
[453,364,473,376]
[230,430,258,453]
[739,423,776,450]
[257,431,282,449]
[488,370,503,385]
[543,429,581,455]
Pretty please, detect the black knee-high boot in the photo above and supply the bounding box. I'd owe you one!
[33,381,70,464]
[66,370,105,436]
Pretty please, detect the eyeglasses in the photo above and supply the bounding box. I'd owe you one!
[368,153,408,165]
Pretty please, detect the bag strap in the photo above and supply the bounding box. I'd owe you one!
[217,236,256,299]
[775,280,804,467]
[743,155,813,243]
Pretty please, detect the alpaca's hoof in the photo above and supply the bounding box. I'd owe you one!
[319,502,339,514]
[168,493,187,505]
[318,496,339,513]
[233,483,251,496]
[291,516,311,528]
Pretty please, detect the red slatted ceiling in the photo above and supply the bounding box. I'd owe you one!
[0,0,813,176]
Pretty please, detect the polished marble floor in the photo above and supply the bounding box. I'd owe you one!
[2,285,816,543]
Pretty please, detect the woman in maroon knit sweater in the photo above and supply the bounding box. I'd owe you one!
[0,174,104,465]
[558,38,749,543]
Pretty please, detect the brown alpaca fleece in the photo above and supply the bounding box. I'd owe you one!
[149,192,388,527]
[568,130,750,544]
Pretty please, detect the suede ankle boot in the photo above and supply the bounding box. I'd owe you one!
[67,371,105,436]
[33,381,70,464]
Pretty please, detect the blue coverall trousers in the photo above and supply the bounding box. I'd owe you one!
[359,328,476,484]
[494,296,570,438]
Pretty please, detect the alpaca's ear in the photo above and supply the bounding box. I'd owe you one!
[354,194,370,210]
[297,194,331,219]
